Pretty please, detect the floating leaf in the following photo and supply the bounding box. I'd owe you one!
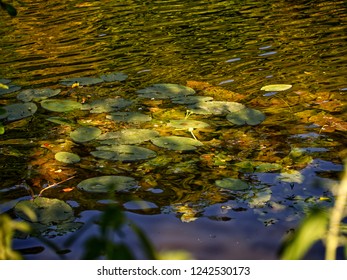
[82,98,132,113]
[255,163,282,173]
[277,170,304,183]
[249,188,272,208]
[0,107,8,120]
[226,107,266,126]
[41,99,82,112]
[17,88,61,102]
[77,175,138,193]
[15,197,73,225]
[91,145,157,161]
[0,123,4,134]
[188,101,245,115]
[215,178,249,191]
[136,83,195,99]
[261,84,292,92]
[60,77,104,86]
[55,152,81,164]
[106,112,152,123]
[0,84,21,96]
[98,129,159,145]
[70,126,101,143]
[171,95,213,105]
[100,72,128,82]
[46,116,75,126]
[168,120,210,129]
[0,103,37,121]
[151,136,203,151]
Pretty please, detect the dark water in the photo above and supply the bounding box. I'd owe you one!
[1,0,347,259]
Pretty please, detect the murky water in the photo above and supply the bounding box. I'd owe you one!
[1,0,346,259]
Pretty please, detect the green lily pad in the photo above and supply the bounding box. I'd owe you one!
[0,79,11,85]
[91,145,157,161]
[0,103,37,121]
[106,112,152,123]
[261,84,292,92]
[0,107,8,120]
[255,163,282,173]
[0,84,21,96]
[55,152,81,164]
[168,120,210,129]
[82,98,133,113]
[41,99,82,112]
[98,129,159,145]
[249,188,272,208]
[100,72,128,82]
[171,95,213,105]
[77,175,138,193]
[136,83,195,99]
[151,136,203,151]
[14,197,74,225]
[60,77,104,86]
[46,116,75,126]
[277,170,304,183]
[215,178,249,191]
[17,88,61,102]
[226,107,266,126]
[188,101,245,115]
[70,126,102,143]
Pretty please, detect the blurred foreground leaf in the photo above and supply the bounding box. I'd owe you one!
[279,207,328,260]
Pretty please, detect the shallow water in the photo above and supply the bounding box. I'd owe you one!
[1,0,346,259]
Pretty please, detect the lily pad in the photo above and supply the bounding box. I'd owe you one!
[41,99,82,112]
[55,152,81,164]
[82,98,133,113]
[226,107,266,126]
[91,145,157,161]
[249,188,272,208]
[277,170,304,183]
[77,175,138,193]
[136,83,195,99]
[261,84,292,92]
[188,101,245,115]
[0,103,37,121]
[168,120,210,129]
[46,116,75,126]
[171,95,213,105]
[60,77,104,86]
[14,197,74,225]
[255,163,282,173]
[151,136,203,151]
[100,72,128,82]
[70,126,102,143]
[0,84,21,96]
[215,178,249,191]
[106,112,152,123]
[0,107,8,120]
[17,88,61,102]
[98,129,159,145]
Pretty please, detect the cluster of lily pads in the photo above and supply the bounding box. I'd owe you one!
[1,74,299,227]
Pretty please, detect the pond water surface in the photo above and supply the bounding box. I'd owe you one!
[0,0,346,259]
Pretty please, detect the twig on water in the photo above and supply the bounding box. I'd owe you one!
[38,176,75,197]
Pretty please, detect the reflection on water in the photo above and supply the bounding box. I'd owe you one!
[1,0,347,259]
[1,0,346,92]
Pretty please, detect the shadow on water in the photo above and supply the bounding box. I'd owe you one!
[1,0,346,259]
